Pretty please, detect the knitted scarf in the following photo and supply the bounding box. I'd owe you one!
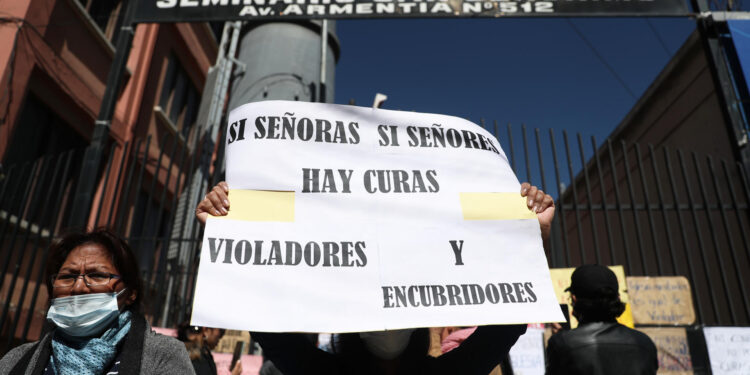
[49,311,132,375]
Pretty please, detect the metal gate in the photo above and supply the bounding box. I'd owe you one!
[492,123,750,327]
[1,122,748,355]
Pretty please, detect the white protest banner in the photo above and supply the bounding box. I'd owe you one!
[509,326,546,375]
[192,101,564,333]
[704,327,750,375]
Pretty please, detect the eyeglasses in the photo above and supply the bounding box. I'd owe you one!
[50,272,121,288]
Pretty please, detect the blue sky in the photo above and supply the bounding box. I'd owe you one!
[333,17,696,193]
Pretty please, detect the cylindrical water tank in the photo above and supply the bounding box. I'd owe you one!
[228,20,339,111]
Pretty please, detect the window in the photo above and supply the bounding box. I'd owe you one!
[3,94,86,166]
[129,190,170,267]
[158,55,200,144]
[1,94,88,232]
[75,0,124,42]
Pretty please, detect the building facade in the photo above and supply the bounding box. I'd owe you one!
[0,0,218,352]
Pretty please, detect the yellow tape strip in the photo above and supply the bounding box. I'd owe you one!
[459,192,537,220]
[216,190,295,222]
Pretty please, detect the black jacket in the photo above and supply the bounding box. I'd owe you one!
[545,322,657,375]
[253,324,527,375]
[191,346,218,375]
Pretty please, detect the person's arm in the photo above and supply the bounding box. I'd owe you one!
[196,181,230,224]
[422,324,526,375]
[520,182,555,243]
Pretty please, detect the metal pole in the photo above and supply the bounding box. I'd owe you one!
[592,136,616,265]
[691,0,750,182]
[68,0,137,228]
[635,144,663,274]
[522,124,532,183]
[621,141,648,275]
[508,124,517,174]
[164,21,242,324]
[663,147,705,322]
[550,130,571,265]
[708,158,750,320]
[320,19,328,103]
[677,149,721,322]
[578,133,600,263]
[21,151,75,341]
[648,145,679,275]
[607,139,633,273]
[693,154,738,324]
[563,131,586,264]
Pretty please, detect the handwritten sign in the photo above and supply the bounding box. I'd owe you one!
[704,327,750,375]
[191,101,564,332]
[627,276,695,325]
[509,327,545,375]
[549,266,633,328]
[216,330,252,354]
[639,327,693,375]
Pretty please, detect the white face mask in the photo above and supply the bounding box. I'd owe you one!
[359,329,415,360]
[47,289,126,338]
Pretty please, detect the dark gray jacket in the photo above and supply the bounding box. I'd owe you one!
[0,314,195,375]
[546,321,658,375]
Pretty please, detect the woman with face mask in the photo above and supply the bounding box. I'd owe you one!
[0,228,195,375]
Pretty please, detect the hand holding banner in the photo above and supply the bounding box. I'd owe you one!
[192,101,564,332]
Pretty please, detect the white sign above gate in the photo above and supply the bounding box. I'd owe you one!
[135,0,690,23]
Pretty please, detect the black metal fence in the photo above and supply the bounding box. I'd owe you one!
[1,123,748,355]
[490,122,750,327]
[0,129,225,353]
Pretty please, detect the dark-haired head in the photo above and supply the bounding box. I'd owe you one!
[177,321,202,342]
[571,287,626,323]
[567,264,625,323]
[45,228,142,311]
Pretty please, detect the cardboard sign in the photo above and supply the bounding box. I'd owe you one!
[215,330,252,354]
[549,266,633,328]
[509,327,546,375]
[627,276,695,325]
[639,327,693,375]
[191,101,564,332]
[704,327,750,375]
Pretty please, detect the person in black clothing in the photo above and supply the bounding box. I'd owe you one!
[252,325,526,375]
[178,323,242,375]
[545,265,658,375]
[197,181,555,375]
